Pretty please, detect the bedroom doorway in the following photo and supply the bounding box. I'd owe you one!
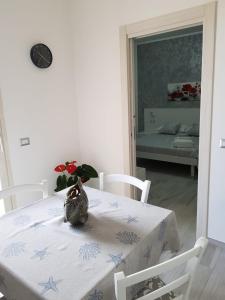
[135,26,202,249]
[120,3,216,240]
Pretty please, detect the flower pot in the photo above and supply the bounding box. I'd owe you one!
[64,179,88,226]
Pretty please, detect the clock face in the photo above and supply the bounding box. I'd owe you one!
[30,43,53,68]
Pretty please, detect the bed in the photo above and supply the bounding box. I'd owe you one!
[136,108,200,176]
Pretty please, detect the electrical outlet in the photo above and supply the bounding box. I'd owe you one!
[20,137,30,146]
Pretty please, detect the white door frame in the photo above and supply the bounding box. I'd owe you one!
[0,91,14,212]
[120,2,217,238]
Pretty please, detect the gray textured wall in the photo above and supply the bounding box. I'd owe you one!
[137,32,202,130]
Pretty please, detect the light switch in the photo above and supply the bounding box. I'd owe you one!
[20,137,30,146]
[219,138,225,148]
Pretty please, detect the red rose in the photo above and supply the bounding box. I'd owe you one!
[170,92,177,99]
[66,164,77,174]
[182,84,192,92]
[54,164,66,172]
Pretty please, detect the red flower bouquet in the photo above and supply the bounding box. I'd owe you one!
[54,161,98,192]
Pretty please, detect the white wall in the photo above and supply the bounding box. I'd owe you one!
[70,0,225,242]
[0,0,78,206]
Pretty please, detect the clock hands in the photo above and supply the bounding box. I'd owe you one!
[36,50,50,64]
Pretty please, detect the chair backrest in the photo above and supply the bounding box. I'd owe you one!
[114,237,208,300]
[99,172,151,203]
[0,179,48,202]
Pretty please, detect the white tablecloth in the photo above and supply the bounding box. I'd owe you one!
[0,187,180,300]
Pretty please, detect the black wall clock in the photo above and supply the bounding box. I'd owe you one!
[30,43,53,68]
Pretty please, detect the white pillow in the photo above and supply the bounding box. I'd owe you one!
[179,124,191,134]
[158,122,180,135]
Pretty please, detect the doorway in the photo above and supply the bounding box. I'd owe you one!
[120,3,216,239]
[135,26,202,248]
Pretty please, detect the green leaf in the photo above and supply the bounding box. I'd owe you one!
[61,174,67,187]
[67,176,78,187]
[80,164,98,178]
[67,176,74,187]
[55,174,67,192]
[74,175,79,185]
[75,166,83,177]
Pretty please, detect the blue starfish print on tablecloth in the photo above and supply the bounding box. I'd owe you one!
[48,207,64,217]
[107,253,125,268]
[2,242,26,257]
[89,198,101,208]
[109,201,119,208]
[31,247,49,260]
[158,220,167,241]
[144,246,152,260]
[123,215,138,224]
[116,231,140,245]
[13,215,31,226]
[38,276,62,295]
[79,242,101,261]
[88,289,103,300]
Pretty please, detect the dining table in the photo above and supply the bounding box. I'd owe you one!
[0,186,180,300]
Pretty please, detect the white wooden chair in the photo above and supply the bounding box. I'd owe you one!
[0,179,48,203]
[0,180,48,300]
[114,237,208,300]
[99,172,151,203]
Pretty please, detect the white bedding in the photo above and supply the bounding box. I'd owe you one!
[173,136,194,148]
[136,132,199,159]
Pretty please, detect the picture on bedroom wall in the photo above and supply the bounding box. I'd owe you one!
[168,82,201,102]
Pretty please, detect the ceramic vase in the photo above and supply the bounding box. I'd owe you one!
[64,179,88,225]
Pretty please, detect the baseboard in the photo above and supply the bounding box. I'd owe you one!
[209,238,225,249]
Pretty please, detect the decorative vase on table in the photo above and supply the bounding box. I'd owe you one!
[54,160,98,226]
[64,179,89,225]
